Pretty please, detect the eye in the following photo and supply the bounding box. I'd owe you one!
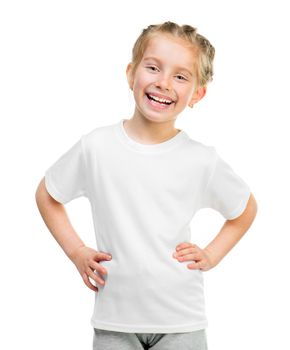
[146,66,159,72]
[176,75,187,81]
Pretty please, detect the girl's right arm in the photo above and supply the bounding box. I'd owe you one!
[35,177,111,292]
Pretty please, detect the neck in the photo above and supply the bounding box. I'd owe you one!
[123,114,180,145]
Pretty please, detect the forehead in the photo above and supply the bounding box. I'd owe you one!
[142,34,197,69]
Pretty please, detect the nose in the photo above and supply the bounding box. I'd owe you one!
[154,74,172,91]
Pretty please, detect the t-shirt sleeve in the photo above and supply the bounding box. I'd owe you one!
[44,137,87,204]
[200,148,251,220]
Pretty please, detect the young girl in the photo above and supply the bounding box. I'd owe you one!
[36,21,257,350]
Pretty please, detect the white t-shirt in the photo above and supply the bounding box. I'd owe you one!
[45,118,251,333]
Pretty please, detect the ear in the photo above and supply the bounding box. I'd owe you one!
[126,63,134,91]
[188,86,207,108]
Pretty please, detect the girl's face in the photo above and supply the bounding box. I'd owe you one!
[126,34,206,124]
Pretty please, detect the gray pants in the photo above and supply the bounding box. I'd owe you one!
[93,328,208,350]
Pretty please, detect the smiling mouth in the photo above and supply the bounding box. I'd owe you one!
[145,93,174,105]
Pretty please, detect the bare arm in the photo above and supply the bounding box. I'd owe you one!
[173,193,258,270]
[203,192,258,267]
[35,177,85,261]
[35,177,112,291]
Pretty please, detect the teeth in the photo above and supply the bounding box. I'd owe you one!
[148,94,172,104]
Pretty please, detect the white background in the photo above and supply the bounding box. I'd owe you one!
[1,0,289,349]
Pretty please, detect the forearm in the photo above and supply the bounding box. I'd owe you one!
[35,179,85,260]
[204,193,258,267]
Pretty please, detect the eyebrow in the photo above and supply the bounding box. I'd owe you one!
[143,56,193,76]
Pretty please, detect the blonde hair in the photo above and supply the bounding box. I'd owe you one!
[130,21,215,89]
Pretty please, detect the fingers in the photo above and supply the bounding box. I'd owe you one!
[96,251,112,261]
[90,260,108,276]
[82,272,99,292]
[176,242,193,251]
[173,243,210,271]
[87,259,110,285]
[84,251,111,288]
[86,267,106,286]
[187,261,204,270]
[71,246,112,292]
[173,245,200,260]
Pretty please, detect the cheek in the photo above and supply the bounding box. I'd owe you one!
[132,80,143,102]
[133,75,152,95]
[178,88,193,102]
[133,79,143,91]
